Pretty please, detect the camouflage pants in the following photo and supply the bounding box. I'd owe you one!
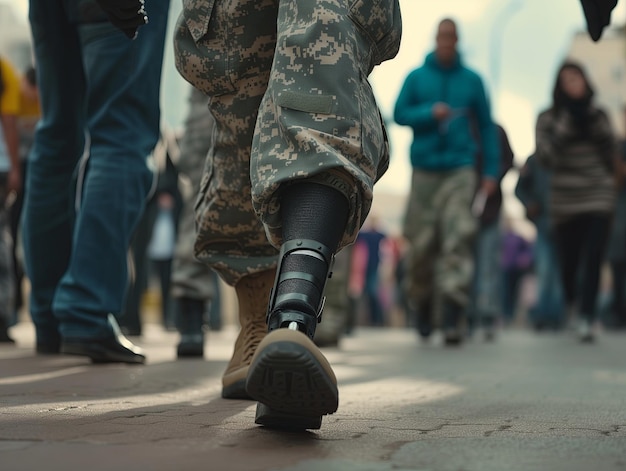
[170,86,218,300]
[314,242,353,343]
[402,168,477,310]
[0,176,15,324]
[174,0,401,285]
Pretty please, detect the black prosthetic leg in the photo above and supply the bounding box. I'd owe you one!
[246,182,349,429]
[268,182,349,336]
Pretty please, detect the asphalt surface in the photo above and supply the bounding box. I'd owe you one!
[1,321,625,471]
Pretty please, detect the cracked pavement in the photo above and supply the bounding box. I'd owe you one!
[1,322,625,471]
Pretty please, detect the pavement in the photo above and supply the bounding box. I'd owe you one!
[1,321,626,471]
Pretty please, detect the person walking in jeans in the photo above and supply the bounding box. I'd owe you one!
[515,153,565,330]
[22,0,169,362]
[469,123,514,340]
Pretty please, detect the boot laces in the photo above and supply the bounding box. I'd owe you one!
[242,316,267,363]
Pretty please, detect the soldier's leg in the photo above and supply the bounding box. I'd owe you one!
[174,0,279,397]
[436,168,478,346]
[246,0,402,429]
[175,0,279,283]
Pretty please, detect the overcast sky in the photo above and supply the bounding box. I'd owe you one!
[4,0,625,197]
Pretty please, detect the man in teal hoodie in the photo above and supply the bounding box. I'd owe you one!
[394,18,499,345]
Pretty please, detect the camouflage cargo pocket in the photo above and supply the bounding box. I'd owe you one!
[348,0,402,67]
[173,0,236,96]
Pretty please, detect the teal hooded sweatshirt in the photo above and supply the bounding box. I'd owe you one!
[393,52,499,179]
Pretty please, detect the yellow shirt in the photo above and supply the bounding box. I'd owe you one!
[17,79,41,137]
[0,57,20,116]
[19,91,41,119]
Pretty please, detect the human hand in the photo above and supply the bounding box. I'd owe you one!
[95,0,148,39]
[5,166,21,203]
[158,192,175,209]
[480,178,498,197]
[432,102,451,121]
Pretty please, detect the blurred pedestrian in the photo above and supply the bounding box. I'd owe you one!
[22,0,170,362]
[469,123,514,340]
[0,55,22,343]
[606,105,626,330]
[515,153,565,330]
[500,220,533,324]
[146,141,182,331]
[535,60,618,342]
[119,131,182,336]
[356,215,387,326]
[10,65,41,326]
[393,18,499,345]
[170,86,218,359]
[345,236,368,335]
[313,243,353,347]
[174,0,401,428]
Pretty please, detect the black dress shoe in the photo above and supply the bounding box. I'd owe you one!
[61,314,145,364]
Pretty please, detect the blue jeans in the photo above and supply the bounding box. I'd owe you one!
[364,269,384,326]
[528,227,564,327]
[470,221,502,328]
[23,0,169,340]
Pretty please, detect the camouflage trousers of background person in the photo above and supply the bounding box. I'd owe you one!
[0,174,15,329]
[174,0,401,286]
[314,243,353,346]
[170,86,218,303]
[402,168,478,324]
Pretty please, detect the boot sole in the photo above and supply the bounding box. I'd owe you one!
[254,402,322,430]
[221,379,251,399]
[222,364,252,399]
[245,330,338,429]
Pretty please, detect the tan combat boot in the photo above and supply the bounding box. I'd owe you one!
[221,268,275,399]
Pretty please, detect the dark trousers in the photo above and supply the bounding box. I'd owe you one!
[553,213,611,321]
[502,268,525,323]
[610,261,626,327]
[151,258,174,328]
[9,159,27,323]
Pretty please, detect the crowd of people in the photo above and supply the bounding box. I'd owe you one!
[0,0,624,431]
[347,18,626,346]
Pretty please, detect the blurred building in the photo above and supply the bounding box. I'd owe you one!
[567,26,626,136]
[0,2,32,70]
[369,190,407,237]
